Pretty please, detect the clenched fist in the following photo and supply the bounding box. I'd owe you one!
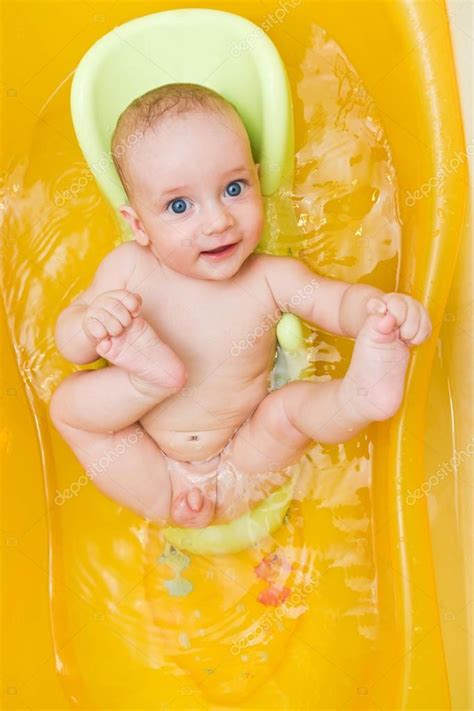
[83,290,142,341]
[366,292,432,345]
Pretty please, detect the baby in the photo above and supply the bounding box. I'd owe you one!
[50,83,432,528]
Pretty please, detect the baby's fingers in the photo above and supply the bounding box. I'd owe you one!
[384,294,408,327]
[407,309,432,345]
[398,302,424,343]
[115,290,142,316]
[86,308,124,338]
[83,317,107,341]
[102,297,134,328]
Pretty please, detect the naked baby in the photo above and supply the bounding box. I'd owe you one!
[51,83,432,528]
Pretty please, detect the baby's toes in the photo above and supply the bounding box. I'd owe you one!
[362,313,398,344]
[375,311,398,336]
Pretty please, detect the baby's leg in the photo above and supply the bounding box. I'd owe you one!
[52,317,187,432]
[50,318,214,526]
[51,417,172,523]
[217,313,410,520]
[52,418,216,526]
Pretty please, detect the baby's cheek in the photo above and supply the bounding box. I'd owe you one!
[247,211,265,245]
[169,248,193,269]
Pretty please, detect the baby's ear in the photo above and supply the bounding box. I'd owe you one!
[119,204,149,247]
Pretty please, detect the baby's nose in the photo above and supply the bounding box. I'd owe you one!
[202,205,234,235]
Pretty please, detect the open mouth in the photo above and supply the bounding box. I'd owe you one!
[200,242,238,259]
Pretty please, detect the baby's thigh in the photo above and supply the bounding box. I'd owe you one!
[54,420,172,521]
[229,384,312,476]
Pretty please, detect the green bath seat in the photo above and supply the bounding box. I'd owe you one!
[163,478,294,555]
[71,8,295,218]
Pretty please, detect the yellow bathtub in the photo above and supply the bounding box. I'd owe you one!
[1,0,471,709]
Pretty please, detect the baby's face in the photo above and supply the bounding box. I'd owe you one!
[120,109,264,280]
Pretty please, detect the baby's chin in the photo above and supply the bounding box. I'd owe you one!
[191,258,244,281]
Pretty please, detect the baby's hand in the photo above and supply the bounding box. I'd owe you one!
[83,290,142,341]
[366,293,432,345]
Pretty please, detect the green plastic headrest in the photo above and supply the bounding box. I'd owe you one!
[71,8,295,222]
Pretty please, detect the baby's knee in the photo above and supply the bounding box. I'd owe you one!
[49,384,67,428]
[260,385,306,440]
[49,373,82,428]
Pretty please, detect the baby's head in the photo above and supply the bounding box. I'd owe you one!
[111,83,264,280]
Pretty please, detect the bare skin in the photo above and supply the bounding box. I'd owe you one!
[50,108,432,527]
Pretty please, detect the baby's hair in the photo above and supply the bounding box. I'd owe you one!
[111,83,238,196]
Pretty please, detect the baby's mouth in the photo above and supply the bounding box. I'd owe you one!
[200,242,239,259]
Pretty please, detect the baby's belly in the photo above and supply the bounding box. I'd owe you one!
[139,377,268,461]
[148,427,238,462]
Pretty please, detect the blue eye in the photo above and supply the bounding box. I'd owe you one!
[225,180,244,197]
[168,198,189,214]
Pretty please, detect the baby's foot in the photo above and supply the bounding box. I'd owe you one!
[342,312,410,422]
[170,487,216,528]
[96,317,186,393]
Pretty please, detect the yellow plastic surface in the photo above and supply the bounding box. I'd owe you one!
[1,1,471,710]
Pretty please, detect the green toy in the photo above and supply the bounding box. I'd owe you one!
[71,9,306,554]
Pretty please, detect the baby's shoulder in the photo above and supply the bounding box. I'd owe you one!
[99,239,140,267]
[246,253,318,307]
[104,239,153,275]
[247,253,302,279]
[109,239,144,263]
[91,240,149,290]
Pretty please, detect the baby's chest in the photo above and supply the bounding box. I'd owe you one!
[140,287,278,365]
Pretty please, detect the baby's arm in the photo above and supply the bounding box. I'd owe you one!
[263,255,431,344]
[55,243,139,364]
[210,256,433,516]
